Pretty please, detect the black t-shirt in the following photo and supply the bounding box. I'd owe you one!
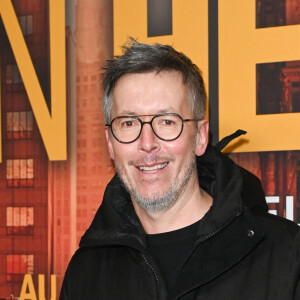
[146,219,201,291]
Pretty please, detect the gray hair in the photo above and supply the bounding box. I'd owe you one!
[102,38,207,124]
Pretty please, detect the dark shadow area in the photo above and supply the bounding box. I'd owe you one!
[147,0,172,37]
[257,61,300,115]
[256,0,300,28]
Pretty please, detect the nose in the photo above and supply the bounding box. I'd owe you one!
[138,123,160,153]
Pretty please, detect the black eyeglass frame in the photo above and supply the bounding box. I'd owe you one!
[105,113,200,144]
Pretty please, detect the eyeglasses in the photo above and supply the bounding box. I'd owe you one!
[106,113,200,144]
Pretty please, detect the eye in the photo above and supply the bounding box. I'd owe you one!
[119,118,139,129]
[122,120,133,127]
[162,119,175,126]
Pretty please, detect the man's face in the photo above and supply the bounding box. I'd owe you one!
[105,71,208,212]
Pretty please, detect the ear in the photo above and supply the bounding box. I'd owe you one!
[105,128,115,160]
[195,119,209,156]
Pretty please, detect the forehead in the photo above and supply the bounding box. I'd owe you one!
[112,71,190,116]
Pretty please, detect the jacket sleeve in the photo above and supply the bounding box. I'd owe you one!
[292,231,300,299]
[59,266,70,300]
[59,253,79,300]
[58,249,87,300]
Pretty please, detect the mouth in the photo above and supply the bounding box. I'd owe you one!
[136,162,168,173]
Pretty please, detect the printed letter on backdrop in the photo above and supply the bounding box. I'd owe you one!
[218,0,300,152]
[0,0,66,161]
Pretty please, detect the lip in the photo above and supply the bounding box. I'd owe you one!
[135,162,168,174]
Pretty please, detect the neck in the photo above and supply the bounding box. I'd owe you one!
[132,175,213,234]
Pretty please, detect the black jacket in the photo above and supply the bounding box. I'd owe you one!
[60,145,300,299]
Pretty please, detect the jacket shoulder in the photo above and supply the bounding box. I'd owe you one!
[257,211,300,236]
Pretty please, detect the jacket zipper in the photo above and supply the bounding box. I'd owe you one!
[172,209,243,298]
[141,251,161,299]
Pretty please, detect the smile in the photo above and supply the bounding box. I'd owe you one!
[137,162,168,173]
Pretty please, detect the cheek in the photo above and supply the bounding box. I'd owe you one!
[174,129,197,153]
[164,137,196,157]
[111,143,135,164]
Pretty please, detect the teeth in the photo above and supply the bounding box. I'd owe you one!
[138,162,167,172]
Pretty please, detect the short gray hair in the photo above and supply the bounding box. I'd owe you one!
[102,38,207,124]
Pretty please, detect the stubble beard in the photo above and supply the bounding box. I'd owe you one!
[114,149,197,213]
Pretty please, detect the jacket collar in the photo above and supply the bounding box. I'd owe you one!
[79,144,267,249]
[169,210,265,299]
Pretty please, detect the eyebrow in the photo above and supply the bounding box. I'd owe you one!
[119,107,176,115]
[157,108,176,113]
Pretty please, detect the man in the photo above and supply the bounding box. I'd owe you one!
[60,39,300,299]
